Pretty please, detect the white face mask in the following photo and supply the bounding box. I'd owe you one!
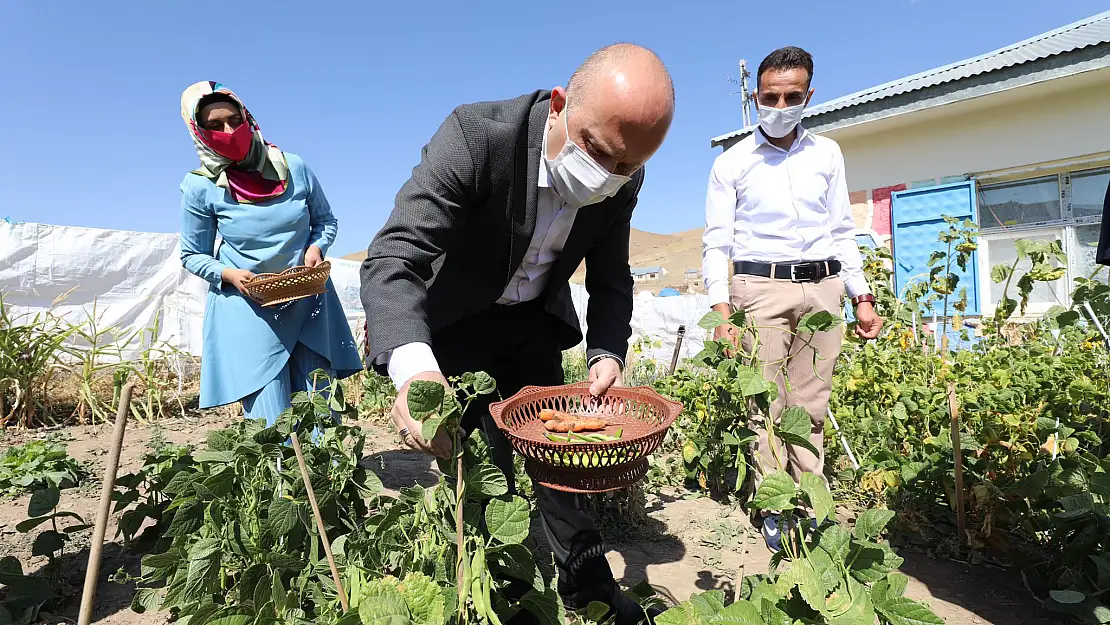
[758,101,807,139]
[544,107,630,208]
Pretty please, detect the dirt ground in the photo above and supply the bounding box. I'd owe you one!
[0,415,1067,625]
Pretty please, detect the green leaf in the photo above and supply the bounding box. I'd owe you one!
[698,311,727,330]
[1050,589,1087,605]
[184,548,219,599]
[1091,555,1110,592]
[849,543,903,583]
[421,414,446,444]
[586,601,611,623]
[690,590,725,618]
[469,372,497,396]
[991,264,1013,284]
[162,471,197,496]
[0,556,22,578]
[798,310,841,334]
[853,508,895,541]
[520,587,564,625]
[166,500,203,537]
[358,578,412,625]
[793,560,828,614]
[751,471,796,512]
[655,602,698,625]
[193,451,236,464]
[408,381,446,421]
[130,587,163,614]
[264,553,304,570]
[708,599,762,625]
[728,310,747,328]
[806,546,840,593]
[776,407,820,457]
[398,572,446,625]
[268,497,300,534]
[141,550,182,578]
[759,599,792,625]
[485,496,531,545]
[815,525,852,564]
[15,515,53,533]
[202,467,236,498]
[31,530,64,558]
[1089,472,1110,498]
[734,369,770,397]
[188,537,222,561]
[487,544,536,582]
[800,473,834,523]
[885,572,910,599]
[467,463,509,498]
[203,617,256,625]
[875,596,945,625]
[207,429,237,451]
[28,487,60,517]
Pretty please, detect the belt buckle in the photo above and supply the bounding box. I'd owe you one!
[790,264,811,282]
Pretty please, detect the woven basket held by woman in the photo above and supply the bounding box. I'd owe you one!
[178,81,362,424]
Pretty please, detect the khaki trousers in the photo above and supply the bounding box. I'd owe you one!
[731,274,844,487]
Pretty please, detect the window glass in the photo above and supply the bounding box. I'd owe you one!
[1070,168,1109,220]
[980,176,1061,229]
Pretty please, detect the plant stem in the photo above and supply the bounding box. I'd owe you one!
[455,427,465,609]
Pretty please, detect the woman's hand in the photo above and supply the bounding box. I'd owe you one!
[221,268,257,297]
[304,246,324,268]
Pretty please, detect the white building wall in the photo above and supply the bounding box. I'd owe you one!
[829,68,1110,191]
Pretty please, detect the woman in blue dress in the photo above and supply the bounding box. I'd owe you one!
[178,80,363,424]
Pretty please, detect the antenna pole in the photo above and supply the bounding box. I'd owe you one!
[739,60,752,127]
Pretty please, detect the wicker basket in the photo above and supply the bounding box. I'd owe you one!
[243,262,331,307]
[490,383,682,493]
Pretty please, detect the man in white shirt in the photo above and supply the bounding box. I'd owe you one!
[361,44,674,624]
[702,46,882,552]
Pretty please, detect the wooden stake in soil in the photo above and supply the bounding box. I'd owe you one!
[78,382,134,625]
[290,430,350,613]
[669,325,686,376]
[948,383,967,545]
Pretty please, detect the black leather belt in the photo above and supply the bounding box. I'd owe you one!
[734,260,841,282]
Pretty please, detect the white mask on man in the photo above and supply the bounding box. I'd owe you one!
[544,106,630,208]
[758,101,807,139]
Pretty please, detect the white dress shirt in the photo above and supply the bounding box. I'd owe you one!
[381,144,576,389]
[702,126,870,307]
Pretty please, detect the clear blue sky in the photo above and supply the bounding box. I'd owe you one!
[2,1,1106,256]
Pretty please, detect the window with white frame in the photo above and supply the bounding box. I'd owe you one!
[977,166,1108,317]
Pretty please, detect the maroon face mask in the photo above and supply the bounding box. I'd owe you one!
[201,119,254,162]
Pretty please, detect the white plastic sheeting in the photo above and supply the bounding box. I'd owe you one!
[0,222,710,364]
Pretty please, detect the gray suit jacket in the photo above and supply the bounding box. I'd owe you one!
[360,90,641,370]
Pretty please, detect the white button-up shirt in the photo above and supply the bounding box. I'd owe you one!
[382,144,576,389]
[701,126,870,307]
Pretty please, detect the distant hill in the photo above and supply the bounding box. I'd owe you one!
[343,226,705,292]
[570,228,703,291]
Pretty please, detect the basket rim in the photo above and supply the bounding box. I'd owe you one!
[489,382,682,451]
[246,261,331,287]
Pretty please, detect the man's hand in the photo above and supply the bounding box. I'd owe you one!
[710,302,738,356]
[221,268,257,297]
[854,302,884,340]
[392,371,454,458]
[588,357,624,396]
[303,245,324,268]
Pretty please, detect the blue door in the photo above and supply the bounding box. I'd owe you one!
[891,181,980,316]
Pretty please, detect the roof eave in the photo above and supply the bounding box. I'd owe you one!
[710,44,1110,150]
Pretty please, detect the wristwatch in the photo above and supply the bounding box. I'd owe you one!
[587,354,625,371]
[851,294,876,307]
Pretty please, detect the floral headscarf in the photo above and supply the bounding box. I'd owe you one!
[180,81,289,203]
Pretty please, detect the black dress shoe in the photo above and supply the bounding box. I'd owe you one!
[561,582,661,625]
